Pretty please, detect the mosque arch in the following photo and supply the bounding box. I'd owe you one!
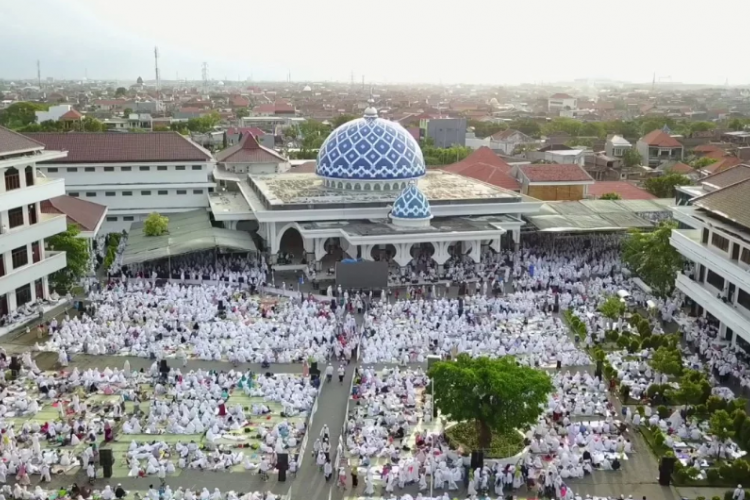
[337,182,343,189]
[373,183,381,191]
[364,183,371,191]
[276,223,304,258]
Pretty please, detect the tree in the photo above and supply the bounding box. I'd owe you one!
[236,108,249,119]
[143,213,169,237]
[644,173,692,198]
[332,114,357,128]
[289,149,318,160]
[428,355,553,449]
[671,370,711,407]
[508,118,542,138]
[46,225,89,294]
[115,87,128,97]
[690,157,718,169]
[710,410,735,453]
[727,118,747,132]
[153,125,170,132]
[649,346,683,377]
[599,192,622,200]
[422,145,472,166]
[0,102,47,128]
[599,295,626,323]
[468,119,508,139]
[186,112,221,134]
[80,116,104,132]
[122,108,133,117]
[621,148,642,168]
[623,221,683,297]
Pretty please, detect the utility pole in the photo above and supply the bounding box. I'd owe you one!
[36,60,41,90]
[154,46,161,98]
[201,62,209,93]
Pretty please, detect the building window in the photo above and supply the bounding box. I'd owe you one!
[192,165,202,170]
[157,166,167,171]
[11,246,28,269]
[176,190,187,195]
[121,166,132,171]
[47,167,59,173]
[85,167,95,172]
[712,233,730,252]
[706,269,725,291]
[66,167,78,172]
[25,166,34,187]
[104,167,115,172]
[193,189,204,194]
[8,207,24,229]
[69,192,80,197]
[141,190,151,195]
[28,203,37,225]
[105,192,116,197]
[35,279,44,301]
[208,187,214,193]
[31,241,41,263]
[140,166,150,171]
[123,216,135,221]
[122,191,132,196]
[4,167,20,191]
[15,284,31,308]
[86,192,97,197]
[0,259,4,277]
[158,190,168,195]
[106,216,118,222]
[176,166,185,171]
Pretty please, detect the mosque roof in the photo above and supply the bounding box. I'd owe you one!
[391,183,432,220]
[316,108,425,181]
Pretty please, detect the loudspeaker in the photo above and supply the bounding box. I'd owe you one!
[310,362,318,373]
[9,356,20,371]
[470,451,484,470]
[277,453,289,470]
[103,464,113,478]
[100,449,114,467]
[278,468,287,482]
[159,360,169,374]
[218,300,225,311]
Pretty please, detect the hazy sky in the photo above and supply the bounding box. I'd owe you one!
[2,0,749,86]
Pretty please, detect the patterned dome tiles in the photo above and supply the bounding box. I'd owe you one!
[391,183,432,220]
[317,116,426,181]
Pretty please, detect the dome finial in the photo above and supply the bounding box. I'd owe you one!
[363,85,377,119]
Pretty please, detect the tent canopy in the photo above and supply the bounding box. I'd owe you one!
[121,210,256,265]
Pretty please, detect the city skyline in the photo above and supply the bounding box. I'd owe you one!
[2,0,750,86]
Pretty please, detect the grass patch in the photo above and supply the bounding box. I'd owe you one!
[444,422,525,459]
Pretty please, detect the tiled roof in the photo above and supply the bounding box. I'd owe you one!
[41,196,107,232]
[0,126,45,155]
[215,133,286,164]
[519,163,593,183]
[490,129,527,141]
[226,127,265,138]
[550,93,573,99]
[25,132,212,163]
[693,178,750,230]
[59,109,83,120]
[286,161,316,173]
[703,156,742,174]
[640,129,682,148]
[442,147,519,190]
[693,144,724,153]
[661,161,693,174]
[587,181,657,200]
[701,164,750,189]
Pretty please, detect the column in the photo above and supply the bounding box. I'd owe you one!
[7,290,17,314]
[432,241,451,274]
[731,328,738,348]
[314,238,327,271]
[361,244,375,261]
[512,229,521,252]
[393,243,413,267]
[465,240,481,263]
[489,236,502,253]
[42,276,50,300]
[29,281,36,302]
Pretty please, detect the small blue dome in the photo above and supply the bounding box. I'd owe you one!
[316,112,426,181]
[391,183,432,220]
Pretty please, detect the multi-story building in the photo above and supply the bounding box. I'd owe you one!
[671,177,750,347]
[636,129,684,168]
[605,135,633,159]
[25,132,215,233]
[547,93,577,115]
[0,127,68,319]
[419,117,467,148]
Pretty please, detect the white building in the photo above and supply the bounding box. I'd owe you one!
[25,132,215,233]
[35,104,76,123]
[547,93,577,115]
[671,177,750,347]
[488,129,536,155]
[209,106,543,269]
[0,127,68,319]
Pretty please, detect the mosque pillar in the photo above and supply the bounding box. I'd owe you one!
[512,229,521,252]
[7,290,17,314]
[313,238,327,270]
[342,240,358,259]
[42,276,50,301]
[432,241,451,274]
[393,242,413,267]
[466,240,481,264]
[489,236,502,253]
[361,244,375,261]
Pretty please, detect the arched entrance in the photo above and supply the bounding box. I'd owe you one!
[410,242,437,273]
[321,237,344,267]
[370,244,396,263]
[277,226,304,264]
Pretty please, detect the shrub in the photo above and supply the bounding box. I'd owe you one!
[719,459,750,484]
[653,429,666,447]
[706,469,721,484]
[636,405,645,416]
[733,410,747,434]
[657,405,670,419]
[617,335,632,350]
[712,496,721,500]
[707,395,727,414]
[605,330,620,342]
[674,465,700,482]
[628,338,641,353]
[143,212,169,237]
[620,385,631,402]
[695,496,706,500]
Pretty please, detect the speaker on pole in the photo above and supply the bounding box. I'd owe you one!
[277,453,288,482]
[658,456,675,485]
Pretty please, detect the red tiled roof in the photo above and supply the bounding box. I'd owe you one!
[703,156,742,174]
[226,127,265,138]
[701,164,750,189]
[94,99,127,107]
[519,163,593,183]
[640,129,682,148]
[41,196,107,232]
[230,96,250,107]
[254,103,275,113]
[287,161,316,173]
[704,149,729,160]
[0,126,45,155]
[666,161,693,174]
[587,181,657,200]
[215,133,286,163]
[59,109,83,120]
[442,147,519,190]
[25,132,212,163]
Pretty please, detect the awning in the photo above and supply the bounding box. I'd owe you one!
[121,210,256,265]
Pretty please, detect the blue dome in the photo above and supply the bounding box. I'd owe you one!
[391,183,432,220]
[316,113,426,181]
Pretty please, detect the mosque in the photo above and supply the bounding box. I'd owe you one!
[210,103,544,271]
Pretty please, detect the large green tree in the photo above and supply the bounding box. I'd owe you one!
[644,173,692,198]
[649,346,683,377]
[598,295,626,322]
[622,221,684,297]
[332,114,357,128]
[143,213,169,236]
[428,355,553,449]
[46,225,90,294]
[186,112,221,133]
[422,145,472,166]
[621,148,642,168]
[468,119,508,139]
[0,102,47,128]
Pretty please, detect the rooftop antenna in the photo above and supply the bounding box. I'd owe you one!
[154,46,161,98]
[652,72,655,90]
[361,75,365,91]
[350,70,354,86]
[36,60,41,90]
